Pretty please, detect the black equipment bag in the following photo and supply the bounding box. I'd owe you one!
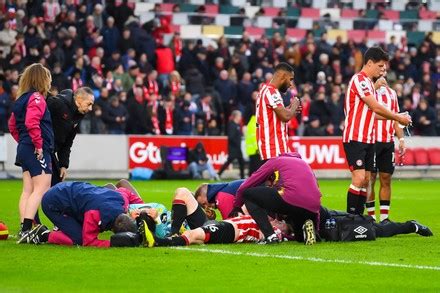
[322,214,376,242]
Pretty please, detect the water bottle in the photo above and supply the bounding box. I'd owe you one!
[330,219,336,229]
[325,219,331,230]
[398,111,409,129]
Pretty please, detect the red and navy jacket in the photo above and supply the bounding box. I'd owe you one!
[8,91,54,151]
[207,179,245,219]
[45,182,143,247]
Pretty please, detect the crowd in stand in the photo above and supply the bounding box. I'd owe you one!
[0,0,438,137]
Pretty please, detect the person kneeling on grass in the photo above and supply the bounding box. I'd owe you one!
[193,179,245,220]
[18,181,144,247]
[230,152,321,245]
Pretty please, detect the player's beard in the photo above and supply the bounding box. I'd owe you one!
[279,83,289,94]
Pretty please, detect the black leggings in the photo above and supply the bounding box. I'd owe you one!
[243,186,318,241]
[218,154,245,179]
[373,220,416,237]
[320,206,416,238]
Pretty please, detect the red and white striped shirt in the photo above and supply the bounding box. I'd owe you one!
[343,71,376,144]
[225,215,281,243]
[256,83,289,160]
[375,86,399,143]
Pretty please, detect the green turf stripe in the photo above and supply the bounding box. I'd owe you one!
[174,247,440,271]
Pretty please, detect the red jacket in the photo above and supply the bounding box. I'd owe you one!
[155,46,175,75]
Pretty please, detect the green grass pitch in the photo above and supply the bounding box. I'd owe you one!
[0,179,439,291]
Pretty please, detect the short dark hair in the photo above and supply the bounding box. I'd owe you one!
[274,62,294,74]
[113,214,137,233]
[364,47,389,65]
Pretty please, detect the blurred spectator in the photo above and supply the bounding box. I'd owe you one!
[214,70,237,124]
[51,63,70,92]
[147,94,161,135]
[0,81,11,133]
[158,98,174,135]
[126,86,151,134]
[207,119,220,136]
[309,92,331,129]
[195,119,206,135]
[237,72,255,114]
[90,105,107,134]
[174,100,193,135]
[155,41,175,88]
[187,142,218,180]
[101,16,120,56]
[304,116,326,136]
[327,92,344,136]
[184,65,205,97]
[413,99,437,136]
[0,22,17,58]
[146,70,160,96]
[138,53,152,75]
[169,71,183,97]
[105,96,128,134]
[218,111,245,179]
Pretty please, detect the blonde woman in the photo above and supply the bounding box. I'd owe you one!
[169,70,184,97]
[8,63,54,243]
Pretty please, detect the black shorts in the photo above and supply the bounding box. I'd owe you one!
[373,142,395,174]
[201,221,235,244]
[343,142,375,172]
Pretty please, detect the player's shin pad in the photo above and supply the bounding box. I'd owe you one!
[110,232,141,247]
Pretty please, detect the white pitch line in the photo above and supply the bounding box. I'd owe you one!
[172,247,440,271]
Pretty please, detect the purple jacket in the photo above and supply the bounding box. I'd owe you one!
[235,153,321,214]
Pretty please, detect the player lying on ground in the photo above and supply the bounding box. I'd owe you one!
[318,206,433,239]
[142,214,289,247]
[18,181,143,247]
[137,206,432,248]
[123,179,245,238]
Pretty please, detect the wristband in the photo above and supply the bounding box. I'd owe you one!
[399,138,405,142]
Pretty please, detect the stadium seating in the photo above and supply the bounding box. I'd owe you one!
[367,30,386,43]
[202,25,224,38]
[152,0,438,44]
[427,148,440,165]
[341,9,359,18]
[398,148,415,166]
[301,8,320,20]
[224,26,243,36]
[245,27,265,38]
[382,10,400,21]
[348,30,367,43]
[263,7,281,17]
[353,0,367,10]
[286,28,307,41]
[413,148,430,166]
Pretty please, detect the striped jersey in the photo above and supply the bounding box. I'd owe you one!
[343,71,376,144]
[225,215,281,243]
[256,83,289,160]
[375,86,399,143]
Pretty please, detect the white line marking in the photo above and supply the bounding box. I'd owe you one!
[172,247,440,271]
